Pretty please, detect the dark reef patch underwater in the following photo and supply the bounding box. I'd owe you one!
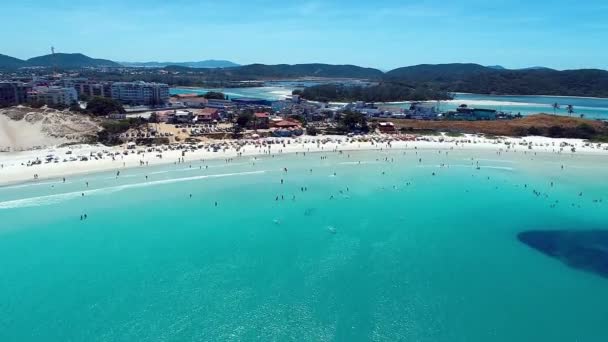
[518,230,608,278]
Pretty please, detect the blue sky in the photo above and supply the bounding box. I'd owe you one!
[2,0,607,70]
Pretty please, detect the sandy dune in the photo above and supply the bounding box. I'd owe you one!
[0,107,101,152]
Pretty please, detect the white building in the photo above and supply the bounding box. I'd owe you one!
[408,102,438,120]
[29,86,78,106]
[111,81,169,106]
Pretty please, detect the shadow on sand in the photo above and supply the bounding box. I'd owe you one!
[518,230,608,278]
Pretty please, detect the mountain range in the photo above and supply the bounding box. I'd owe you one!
[120,60,240,68]
[0,53,120,69]
[2,52,608,97]
[0,53,239,69]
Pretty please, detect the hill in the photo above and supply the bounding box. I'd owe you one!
[0,54,27,69]
[384,64,608,98]
[385,63,493,82]
[26,53,121,68]
[121,60,240,68]
[226,63,384,79]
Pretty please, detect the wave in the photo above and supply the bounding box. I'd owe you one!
[0,180,70,190]
[0,171,266,210]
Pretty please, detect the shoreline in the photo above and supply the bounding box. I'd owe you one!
[452,92,608,101]
[1,134,607,187]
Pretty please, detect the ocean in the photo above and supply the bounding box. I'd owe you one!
[171,86,608,120]
[1,148,607,341]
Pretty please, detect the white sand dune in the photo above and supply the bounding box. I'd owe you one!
[0,107,101,152]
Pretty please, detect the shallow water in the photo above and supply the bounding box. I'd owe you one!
[1,148,607,341]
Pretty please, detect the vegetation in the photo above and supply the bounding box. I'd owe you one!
[86,97,126,116]
[236,111,254,128]
[386,114,608,141]
[200,91,226,100]
[299,83,452,102]
[0,53,28,69]
[306,126,319,136]
[338,110,369,132]
[386,64,608,98]
[97,118,148,145]
[26,53,120,68]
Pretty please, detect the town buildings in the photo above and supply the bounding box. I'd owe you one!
[59,78,113,99]
[0,82,30,106]
[445,105,498,120]
[407,102,439,120]
[110,81,169,106]
[28,86,78,106]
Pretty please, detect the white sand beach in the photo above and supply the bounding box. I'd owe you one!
[1,134,607,187]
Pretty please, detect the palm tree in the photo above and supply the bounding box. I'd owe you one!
[551,102,560,115]
[566,104,574,116]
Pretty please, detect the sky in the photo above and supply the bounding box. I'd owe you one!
[2,0,608,70]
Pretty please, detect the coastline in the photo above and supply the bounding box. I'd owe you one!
[452,92,608,101]
[1,134,607,187]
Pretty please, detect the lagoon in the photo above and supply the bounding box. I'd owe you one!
[171,85,608,120]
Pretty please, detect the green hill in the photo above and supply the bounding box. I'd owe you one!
[121,60,240,68]
[0,54,27,69]
[385,64,608,97]
[385,63,494,82]
[227,63,384,79]
[26,53,121,68]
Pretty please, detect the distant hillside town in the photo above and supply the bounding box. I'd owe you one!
[2,56,607,149]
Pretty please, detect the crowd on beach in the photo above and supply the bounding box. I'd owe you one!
[1,133,607,187]
[0,132,606,226]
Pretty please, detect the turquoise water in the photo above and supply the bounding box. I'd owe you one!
[442,93,608,119]
[171,86,292,101]
[1,148,608,341]
[171,86,608,119]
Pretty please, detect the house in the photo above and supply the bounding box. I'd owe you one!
[450,105,497,121]
[378,122,396,133]
[472,108,497,120]
[206,99,234,110]
[195,108,220,123]
[167,110,194,123]
[153,110,174,123]
[252,112,270,129]
[272,121,304,137]
[182,97,208,108]
[408,102,438,120]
